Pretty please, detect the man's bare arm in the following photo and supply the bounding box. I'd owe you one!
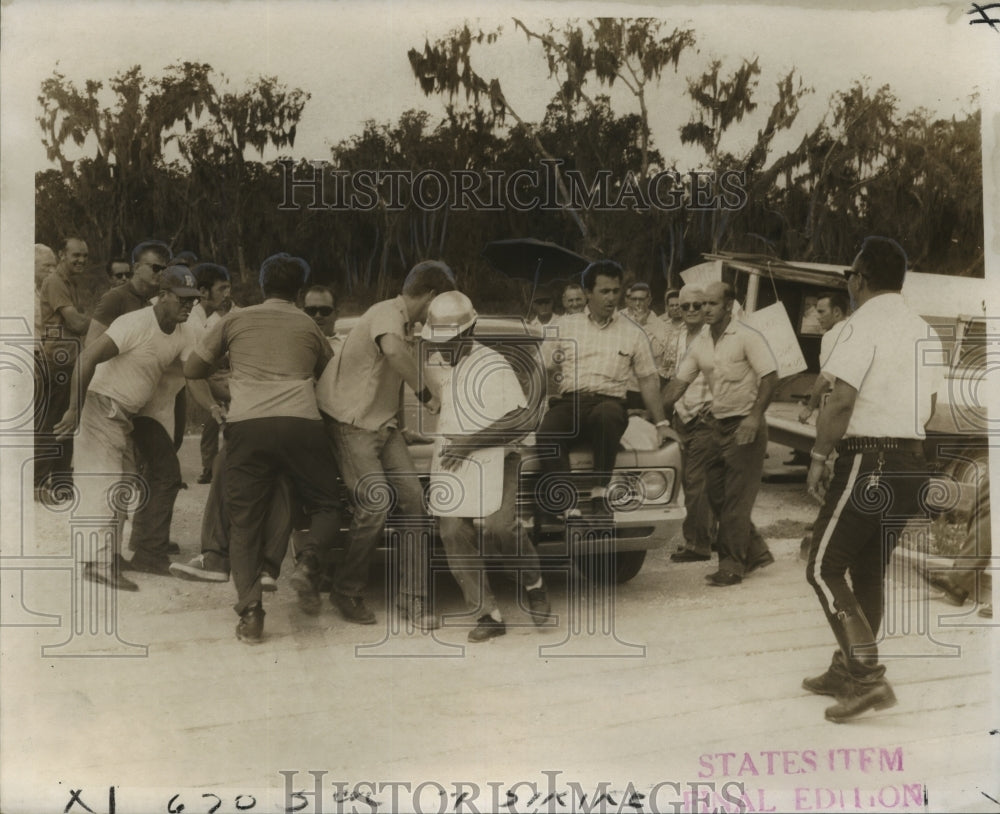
[58,305,90,336]
[53,334,119,436]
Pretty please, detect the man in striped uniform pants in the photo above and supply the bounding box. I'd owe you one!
[804,237,945,722]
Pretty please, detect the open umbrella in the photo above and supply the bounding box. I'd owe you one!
[482,238,591,285]
[482,238,593,317]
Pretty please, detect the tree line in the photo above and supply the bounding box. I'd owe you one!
[35,19,984,314]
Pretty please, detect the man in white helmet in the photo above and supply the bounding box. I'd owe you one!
[422,291,552,642]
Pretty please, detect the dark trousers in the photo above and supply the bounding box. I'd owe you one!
[224,418,342,613]
[200,416,221,473]
[704,415,770,576]
[33,355,75,488]
[537,393,629,491]
[173,389,186,452]
[200,444,294,577]
[129,417,183,561]
[806,449,931,665]
[949,475,992,600]
[674,413,720,556]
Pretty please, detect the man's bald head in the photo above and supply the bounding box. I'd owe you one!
[703,281,732,303]
[678,284,704,304]
[35,244,57,290]
[702,282,734,328]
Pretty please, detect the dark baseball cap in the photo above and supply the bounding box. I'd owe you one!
[159,265,201,297]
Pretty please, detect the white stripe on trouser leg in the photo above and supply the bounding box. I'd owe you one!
[812,453,863,610]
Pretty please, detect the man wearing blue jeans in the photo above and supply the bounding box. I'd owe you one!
[315,260,456,629]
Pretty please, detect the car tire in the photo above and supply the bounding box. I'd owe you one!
[574,550,647,584]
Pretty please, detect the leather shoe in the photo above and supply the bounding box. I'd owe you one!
[825,670,897,722]
[83,563,138,592]
[289,557,321,616]
[526,586,554,627]
[707,570,743,587]
[196,470,212,484]
[468,614,506,642]
[124,554,172,576]
[802,651,852,697]
[330,592,376,625]
[925,573,968,607]
[747,551,775,574]
[236,602,265,643]
[671,549,711,563]
[397,595,440,631]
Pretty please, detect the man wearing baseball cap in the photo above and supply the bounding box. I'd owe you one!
[55,265,209,591]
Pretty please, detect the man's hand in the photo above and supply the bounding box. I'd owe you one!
[806,459,831,504]
[210,403,228,424]
[438,442,468,472]
[797,404,814,424]
[53,407,78,439]
[656,422,671,447]
[734,415,760,445]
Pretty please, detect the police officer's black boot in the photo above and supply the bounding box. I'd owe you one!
[802,650,851,697]
[824,610,896,723]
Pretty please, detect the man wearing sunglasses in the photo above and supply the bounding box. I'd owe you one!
[106,258,132,288]
[85,241,171,348]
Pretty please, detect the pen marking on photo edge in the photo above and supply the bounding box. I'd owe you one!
[968,3,1000,31]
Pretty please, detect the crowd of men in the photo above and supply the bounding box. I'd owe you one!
[32,235,989,723]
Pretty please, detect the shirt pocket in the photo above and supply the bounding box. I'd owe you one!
[613,349,632,381]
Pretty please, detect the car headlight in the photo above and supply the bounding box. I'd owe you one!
[606,468,675,510]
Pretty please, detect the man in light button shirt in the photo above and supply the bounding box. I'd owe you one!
[538,260,671,516]
[662,281,778,586]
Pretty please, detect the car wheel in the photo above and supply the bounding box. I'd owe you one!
[574,550,647,584]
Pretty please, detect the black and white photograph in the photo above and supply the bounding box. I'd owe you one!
[1,1,997,812]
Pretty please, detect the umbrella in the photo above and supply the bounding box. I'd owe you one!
[482,238,591,285]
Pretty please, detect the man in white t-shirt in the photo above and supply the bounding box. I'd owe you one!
[55,266,205,591]
[422,292,552,642]
[798,291,850,424]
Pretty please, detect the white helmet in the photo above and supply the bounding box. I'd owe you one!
[421,291,477,341]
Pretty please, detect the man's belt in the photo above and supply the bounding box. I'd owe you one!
[836,436,924,455]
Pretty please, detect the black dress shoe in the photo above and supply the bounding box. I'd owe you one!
[124,555,172,576]
[468,614,506,642]
[671,549,711,563]
[330,592,376,625]
[236,602,265,643]
[196,470,212,484]
[707,571,743,587]
[82,563,138,592]
[825,671,897,722]
[747,551,775,573]
[926,573,968,607]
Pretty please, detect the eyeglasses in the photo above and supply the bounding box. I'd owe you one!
[304,306,335,317]
[680,302,703,311]
[143,262,168,274]
[112,271,133,280]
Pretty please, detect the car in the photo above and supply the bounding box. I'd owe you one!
[330,313,685,583]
